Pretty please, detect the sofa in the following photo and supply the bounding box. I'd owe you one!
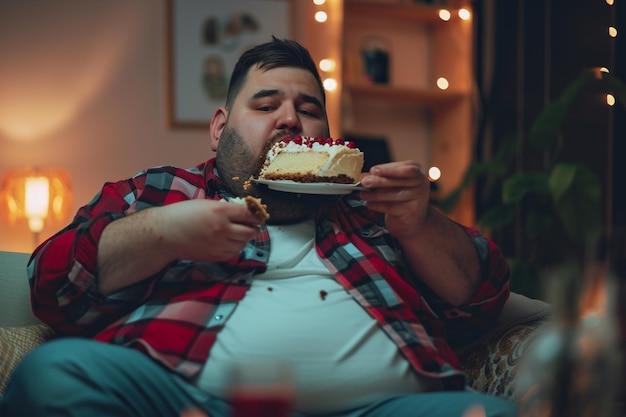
[0,249,552,401]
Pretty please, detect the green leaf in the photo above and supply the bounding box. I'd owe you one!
[502,172,550,203]
[477,204,515,230]
[548,163,578,201]
[549,163,602,243]
[463,160,508,186]
[529,72,594,151]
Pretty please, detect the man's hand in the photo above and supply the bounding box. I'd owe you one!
[359,160,480,305]
[97,199,264,295]
[359,160,430,239]
[157,199,264,263]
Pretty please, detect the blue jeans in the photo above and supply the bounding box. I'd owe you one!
[0,338,518,417]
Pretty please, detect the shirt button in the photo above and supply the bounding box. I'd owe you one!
[441,363,453,372]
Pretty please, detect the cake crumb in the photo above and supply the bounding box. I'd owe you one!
[319,290,328,301]
[232,176,240,181]
[243,176,253,190]
[244,196,270,221]
[268,287,273,292]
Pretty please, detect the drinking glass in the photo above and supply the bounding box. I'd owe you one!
[228,361,294,417]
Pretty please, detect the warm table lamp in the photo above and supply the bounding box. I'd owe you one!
[0,167,73,244]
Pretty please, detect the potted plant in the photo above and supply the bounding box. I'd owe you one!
[439,70,626,299]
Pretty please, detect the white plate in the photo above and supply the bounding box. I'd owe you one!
[254,179,366,195]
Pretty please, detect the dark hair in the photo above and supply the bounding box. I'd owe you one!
[225,37,325,108]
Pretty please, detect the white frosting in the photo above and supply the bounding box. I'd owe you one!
[265,141,344,160]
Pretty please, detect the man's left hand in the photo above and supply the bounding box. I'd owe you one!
[359,160,431,240]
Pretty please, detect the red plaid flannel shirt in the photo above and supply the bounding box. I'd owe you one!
[28,159,510,390]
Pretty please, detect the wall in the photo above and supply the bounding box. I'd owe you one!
[0,0,340,253]
[0,1,207,252]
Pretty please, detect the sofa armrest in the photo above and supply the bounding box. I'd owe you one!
[456,319,548,400]
[454,292,552,400]
[0,251,40,327]
[0,324,56,397]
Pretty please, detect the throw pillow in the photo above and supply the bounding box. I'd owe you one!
[0,324,55,397]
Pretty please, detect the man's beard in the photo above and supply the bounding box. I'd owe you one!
[215,126,339,224]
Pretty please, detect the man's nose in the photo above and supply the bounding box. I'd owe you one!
[275,106,302,132]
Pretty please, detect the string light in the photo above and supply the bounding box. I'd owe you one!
[312,1,336,95]
[323,78,337,92]
[438,9,451,21]
[606,0,614,5]
[609,26,617,37]
[319,58,336,72]
[458,8,471,20]
[315,11,328,23]
[436,77,449,90]
[607,94,616,106]
[428,167,441,182]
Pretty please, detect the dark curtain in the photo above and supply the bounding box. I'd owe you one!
[470,0,624,296]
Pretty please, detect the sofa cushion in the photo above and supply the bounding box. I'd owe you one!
[454,293,551,400]
[0,324,55,396]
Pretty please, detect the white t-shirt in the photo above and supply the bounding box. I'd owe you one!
[196,220,440,413]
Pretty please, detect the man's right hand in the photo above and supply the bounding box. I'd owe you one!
[157,199,264,263]
[97,199,264,295]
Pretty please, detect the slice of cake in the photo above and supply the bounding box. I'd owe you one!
[258,136,364,184]
[230,196,270,221]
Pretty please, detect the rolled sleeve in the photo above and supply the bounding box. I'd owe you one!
[29,180,144,335]
[421,226,511,345]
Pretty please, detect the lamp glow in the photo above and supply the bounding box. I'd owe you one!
[0,167,73,241]
[438,9,451,21]
[24,177,50,233]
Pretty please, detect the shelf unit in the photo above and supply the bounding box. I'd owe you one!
[340,0,474,225]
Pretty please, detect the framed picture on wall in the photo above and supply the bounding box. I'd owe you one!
[166,0,293,129]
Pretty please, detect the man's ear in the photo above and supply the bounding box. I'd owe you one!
[209,106,228,152]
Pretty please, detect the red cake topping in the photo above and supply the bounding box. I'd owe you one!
[279,136,356,149]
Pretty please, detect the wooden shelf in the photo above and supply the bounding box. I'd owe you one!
[344,1,442,23]
[341,0,475,224]
[345,83,466,105]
